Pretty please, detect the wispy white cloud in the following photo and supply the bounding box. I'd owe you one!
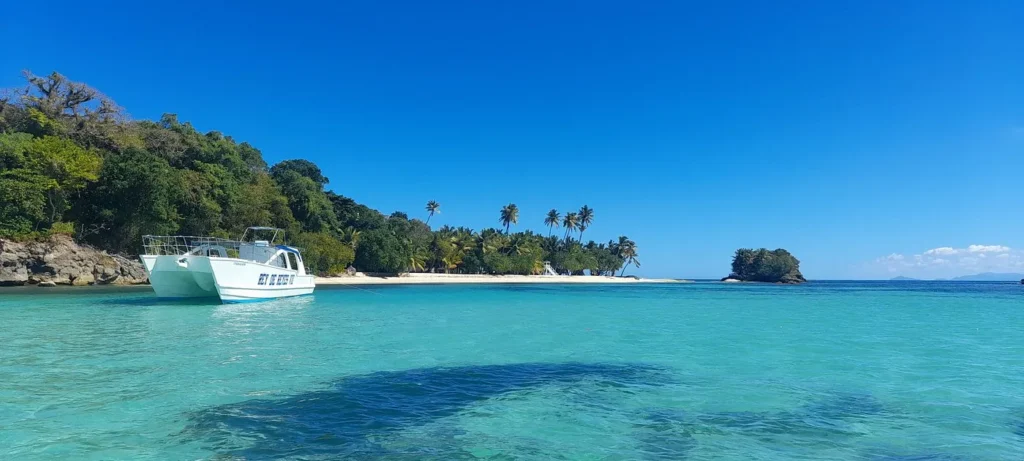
[869,244,1023,278]
[923,247,958,256]
[967,244,1010,253]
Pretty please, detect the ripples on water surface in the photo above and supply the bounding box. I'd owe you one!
[1,281,1023,460]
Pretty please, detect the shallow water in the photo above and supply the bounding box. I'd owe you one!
[1,281,1023,460]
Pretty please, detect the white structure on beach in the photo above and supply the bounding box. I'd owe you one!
[139,227,315,303]
[542,261,558,276]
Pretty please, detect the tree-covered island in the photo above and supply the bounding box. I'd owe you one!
[0,72,641,277]
[723,248,806,284]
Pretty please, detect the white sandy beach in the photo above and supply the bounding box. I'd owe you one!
[315,273,679,285]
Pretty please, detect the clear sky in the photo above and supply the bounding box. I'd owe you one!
[3,1,1022,279]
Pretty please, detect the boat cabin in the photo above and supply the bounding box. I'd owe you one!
[238,227,307,275]
[141,227,307,276]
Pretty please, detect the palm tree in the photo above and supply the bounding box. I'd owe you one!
[341,226,361,249]
[504,233,533,256]
[544,209,561,236]
[499,203,519,233]
[480,228,507,255]
[436,229,475,274]
[425,200,440,224]
[618,237,640,276]
[577,205,594,241]
[541,235,561,254]
[562,212,579,243]
[408,245,429,273]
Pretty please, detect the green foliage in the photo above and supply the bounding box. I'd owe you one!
[25,135,101,223]
[48,221,75,236]
[0,131,103,234]
[617,236,640,276]
[479,252,540,275]
[227,173,298,236]
[0,169,51,237]
[0,132,32,169]
[340,226,361,249]
[271,159,329,186]
[0,70,643,278]
[174,166,225,236]
[550,245,598,275]
[328,192,386,230]
[590,241,625,276]
[387,215,432,249]
[562,212,579,242]
[274,169,339,233]
[544,209,560,235]
[74,148,180,252]
[499,203,519,233]
[577,205,594,240]
[408,245,429,273]
[729,248,804,283]
[354,229,411,274]
[294,232,354,276]
[26,108,66,137]
[425,200,440,224]
[430,227,476,273]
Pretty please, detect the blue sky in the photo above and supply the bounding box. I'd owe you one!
[3,1,1022,279]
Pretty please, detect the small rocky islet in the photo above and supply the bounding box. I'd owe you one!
[721,248,806,284]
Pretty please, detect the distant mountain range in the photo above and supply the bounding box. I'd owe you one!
[949,272,1024,281]
[891,273,1024,282]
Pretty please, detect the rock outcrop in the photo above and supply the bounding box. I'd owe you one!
[0,235,148,286]
[721,273,805,284]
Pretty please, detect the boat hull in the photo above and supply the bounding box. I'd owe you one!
[141,255,315,303]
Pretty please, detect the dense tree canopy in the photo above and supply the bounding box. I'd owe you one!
[354,229,410,274]
[727,248,805,284]
[0,71,642,276]
[294,232,354,276]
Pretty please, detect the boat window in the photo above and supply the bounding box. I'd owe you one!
[209,249,221,257]
[287,253,299,271]
[276,253,287,268]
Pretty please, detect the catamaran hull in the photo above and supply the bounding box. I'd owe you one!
[141,255,315,303]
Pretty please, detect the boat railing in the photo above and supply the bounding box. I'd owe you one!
[142,235,243,256]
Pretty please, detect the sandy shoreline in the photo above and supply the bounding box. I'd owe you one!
[315,273,679,285]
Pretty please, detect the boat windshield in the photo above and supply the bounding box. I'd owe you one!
[240,227,283,244]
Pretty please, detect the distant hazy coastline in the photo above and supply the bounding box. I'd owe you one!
[317,273,679,285]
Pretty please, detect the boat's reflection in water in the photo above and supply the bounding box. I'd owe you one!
[210,295,317,338]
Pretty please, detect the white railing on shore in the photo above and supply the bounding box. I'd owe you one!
[141,235,243,256]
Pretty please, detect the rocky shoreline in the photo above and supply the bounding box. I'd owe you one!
[0,235,148,287]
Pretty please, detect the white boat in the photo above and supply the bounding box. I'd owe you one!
[139,227,315,303]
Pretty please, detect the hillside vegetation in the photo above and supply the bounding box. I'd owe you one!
[0,72,639,276]
[725,248,806,284]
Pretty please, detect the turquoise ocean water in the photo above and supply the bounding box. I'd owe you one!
[1,281,1023,460]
